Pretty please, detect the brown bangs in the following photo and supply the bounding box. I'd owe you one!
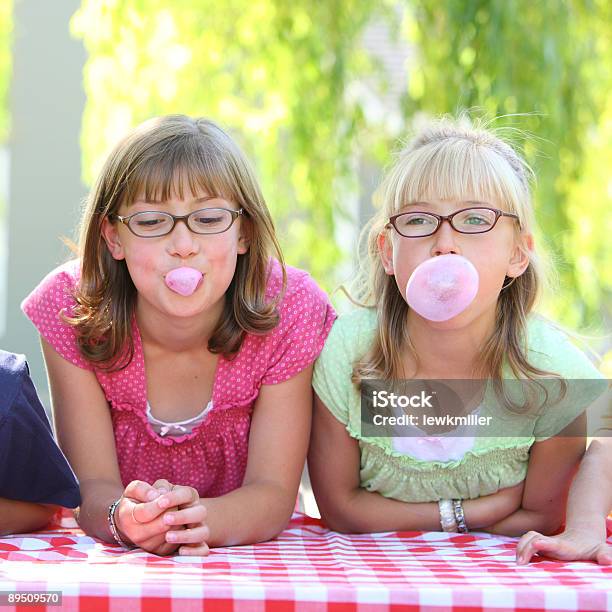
[65,115,285,371]
[121,133,245,208]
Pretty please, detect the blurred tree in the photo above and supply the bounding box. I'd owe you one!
[0,0,12,225]
[71,0,392,287]
[72,0,610,335]
[403,0,612,333]
[0,0,11,145]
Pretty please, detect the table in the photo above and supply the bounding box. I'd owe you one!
[1,511,611,611]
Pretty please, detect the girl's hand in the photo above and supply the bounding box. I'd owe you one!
[151,480,209,556]
[114,480,182,556]
[516,528,612,565]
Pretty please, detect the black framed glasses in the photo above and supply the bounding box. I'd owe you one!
[110,207,244,238]
[387,207,520,238]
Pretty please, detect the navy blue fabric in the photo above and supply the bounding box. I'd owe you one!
[0,350,80,507]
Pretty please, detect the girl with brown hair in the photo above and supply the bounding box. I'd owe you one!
[22,115,335,555]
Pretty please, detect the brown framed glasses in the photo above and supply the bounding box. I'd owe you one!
[110,208,244,238]
[387,207,520,238]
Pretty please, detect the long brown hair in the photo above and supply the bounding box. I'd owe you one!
[64,115,285,370]
[351,115,563,400]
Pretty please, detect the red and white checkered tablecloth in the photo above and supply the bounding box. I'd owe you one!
[1,511,611,611]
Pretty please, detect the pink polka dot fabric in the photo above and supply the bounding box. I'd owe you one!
[21,259,336,498]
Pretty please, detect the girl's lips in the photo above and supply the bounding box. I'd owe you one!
[164,267,203,297]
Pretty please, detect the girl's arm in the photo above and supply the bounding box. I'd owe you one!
[41,339,180,554]
[0,499,58,535]
[516,437,612,564]
[484,413,587,537]
[308,393,523,533]
[563,437,612,532]
[151,365,316,554]
[199,365,314,548]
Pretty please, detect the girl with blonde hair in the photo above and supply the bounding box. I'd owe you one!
[309,115,606,537]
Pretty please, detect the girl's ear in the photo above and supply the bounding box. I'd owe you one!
[237,216,251,255]
[101,217,125,260]
[377,230,395,275]
[506,232,534,279]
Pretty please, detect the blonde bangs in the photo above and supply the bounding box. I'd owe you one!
[387,139,530,223]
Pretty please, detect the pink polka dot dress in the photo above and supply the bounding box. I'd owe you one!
[21,259,336,498]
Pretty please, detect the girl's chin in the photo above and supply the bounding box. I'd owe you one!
[162,293,227,320]
[151,294,209,318]
[410,309,474,329]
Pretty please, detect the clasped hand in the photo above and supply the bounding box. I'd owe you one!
[114,479,209,556]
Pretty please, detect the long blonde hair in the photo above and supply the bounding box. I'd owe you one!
[352,114,560,392]
[64,115,285,370]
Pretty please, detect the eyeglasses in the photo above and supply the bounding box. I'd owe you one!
[110,207,244,238]
[387,207,520,238]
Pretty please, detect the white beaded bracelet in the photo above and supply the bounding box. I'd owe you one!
[438,499,458,532]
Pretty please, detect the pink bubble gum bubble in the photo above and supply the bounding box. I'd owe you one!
[405,254,479,322]
[164,267,203,297]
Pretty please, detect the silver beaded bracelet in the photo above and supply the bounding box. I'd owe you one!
[452,499,468,534]
[108,498,134,549]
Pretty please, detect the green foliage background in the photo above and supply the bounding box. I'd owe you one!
[1,1,610,359]
[403,0,612,336]
[0,0,12,221]
[0,0,10,145]
[71,0,388,287]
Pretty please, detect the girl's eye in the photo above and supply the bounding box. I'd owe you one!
[194,215,223,225]
[455,209,496,228]
[190,209,233,232]
[404,215,435,225]
[464,216,488,225]
[136,218,165,227]
[130,213,173,235]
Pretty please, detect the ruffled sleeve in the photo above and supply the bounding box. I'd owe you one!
[21,260,93,370]
[312,308,377,426]
[261,268,336,385]
[526,317,608,441]
[312,315,353,425]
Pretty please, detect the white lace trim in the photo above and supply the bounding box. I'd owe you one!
[146,400,213,437]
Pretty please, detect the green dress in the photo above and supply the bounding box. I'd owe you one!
[313,308,607,502]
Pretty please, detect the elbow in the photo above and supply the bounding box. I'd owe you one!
[257,519,290,543]
[37,504,59,529]
[537,516,564,537]
[252,482,300,543]
[319,509,354,534]
[316,495,366,534]
[538,524,562,537]
[531,508,565,536]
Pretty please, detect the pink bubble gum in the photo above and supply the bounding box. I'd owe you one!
[164,267,203,297]
[405,254,479,322]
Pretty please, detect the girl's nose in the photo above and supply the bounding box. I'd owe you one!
[430,219,460,257]
[167,219,200,258]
